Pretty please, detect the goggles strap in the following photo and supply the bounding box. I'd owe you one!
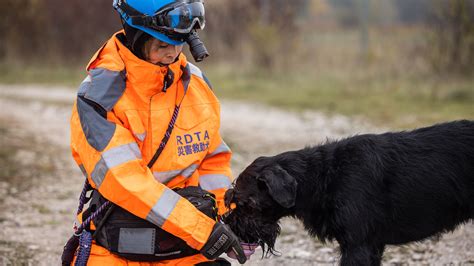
[115,0,148,22]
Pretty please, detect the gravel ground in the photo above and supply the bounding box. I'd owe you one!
[0,85,472,265]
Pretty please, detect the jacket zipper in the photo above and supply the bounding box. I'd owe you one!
[147,68,169,165]
[148,92,159,163]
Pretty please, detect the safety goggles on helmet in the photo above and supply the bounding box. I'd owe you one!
[115,0,205,35]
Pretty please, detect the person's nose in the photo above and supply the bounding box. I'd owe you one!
[167,45,181,56]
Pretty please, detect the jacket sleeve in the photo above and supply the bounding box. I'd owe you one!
[70,71,215,250]
[198,131,233,216]
[187,63,234,216]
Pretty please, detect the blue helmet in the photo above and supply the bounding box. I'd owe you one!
[113,0,206,46]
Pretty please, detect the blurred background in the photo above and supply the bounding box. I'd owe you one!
[0,0,473,265]
[1,0,473,127]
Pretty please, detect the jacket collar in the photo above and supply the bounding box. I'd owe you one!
[112,31,188,97]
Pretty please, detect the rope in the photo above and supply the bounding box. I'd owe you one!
[75,201,111,236]
[147,104,180,168]
[74,231,92,266]
[77,179,91,215]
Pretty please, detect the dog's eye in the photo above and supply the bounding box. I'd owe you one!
[257,179,266,191]
[237,202,254,211]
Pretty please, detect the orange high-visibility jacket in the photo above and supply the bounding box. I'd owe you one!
[70,31,232,264]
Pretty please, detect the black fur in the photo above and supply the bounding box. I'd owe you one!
[224,120,474,265]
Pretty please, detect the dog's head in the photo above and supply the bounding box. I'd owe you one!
[224,156,298,255]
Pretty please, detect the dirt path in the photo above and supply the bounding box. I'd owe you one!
[0,85,472,265]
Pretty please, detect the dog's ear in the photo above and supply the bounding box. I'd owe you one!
[224,189,234,208]
[258,165,297,208]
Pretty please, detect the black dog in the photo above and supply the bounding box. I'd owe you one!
[224,120,474,265]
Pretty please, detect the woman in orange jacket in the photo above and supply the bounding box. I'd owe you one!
[66,0,250,265]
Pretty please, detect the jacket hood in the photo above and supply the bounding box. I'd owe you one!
[87,30,188,97]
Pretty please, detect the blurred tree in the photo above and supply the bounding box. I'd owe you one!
[357,0,370,62]
[1,0,118,64]
[251,0,309,69]
[309,0,331,17]
[371,0,398,26]
[205,0,308,70]
[330,0,359,27]
[43,0,119,61]
[428,0,474,74]
[328,0,374,62]
[0,1,8,60]
[394,0,432,24]
[1,0,47,61]
[204,1,255,59]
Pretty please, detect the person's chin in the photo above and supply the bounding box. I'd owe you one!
[161,59,174,65]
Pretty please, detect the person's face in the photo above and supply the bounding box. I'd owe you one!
[145,38,183,65]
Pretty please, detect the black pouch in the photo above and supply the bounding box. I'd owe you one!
[91,186,217,261]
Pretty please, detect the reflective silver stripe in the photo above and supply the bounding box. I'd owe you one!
[153,164,199,184]
[84,68,126,112]
[78,164,88,178]
[77,97,116,151]
[184,63,212,90]
[153,169,181,184]
[135,132,146,142]
[91,143,142,188]
[118,228,155,254]
[181,164,199,179]
[78,76,91,96]
[188,63,204,80]
[102,143,142,167]
[146,189,181,227]
[83,75,92,83]
[206,141,231,159]
[199,174,232,191]
[91,157,108,188]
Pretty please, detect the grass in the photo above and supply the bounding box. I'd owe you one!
[0,61,85,87]
[204,65,474,129]
[0,61,472,129]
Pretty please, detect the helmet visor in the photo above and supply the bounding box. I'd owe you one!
[157,1,205,34]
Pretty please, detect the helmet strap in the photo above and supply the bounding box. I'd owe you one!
[121,19,151,60]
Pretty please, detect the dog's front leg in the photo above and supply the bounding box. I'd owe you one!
[339,244,384,266]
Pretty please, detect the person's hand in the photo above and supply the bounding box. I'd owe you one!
[227,243,258,261]
[200,223,247,264]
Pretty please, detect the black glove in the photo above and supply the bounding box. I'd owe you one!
[200,223,247,264]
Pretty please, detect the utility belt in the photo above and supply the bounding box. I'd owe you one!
[85,186,217,262]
